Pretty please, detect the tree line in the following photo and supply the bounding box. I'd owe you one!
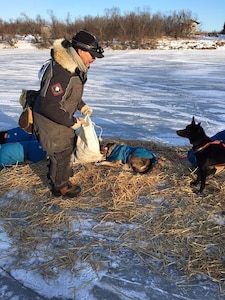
[0,8,223,49]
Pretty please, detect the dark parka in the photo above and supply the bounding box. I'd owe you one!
[33,39,88,154]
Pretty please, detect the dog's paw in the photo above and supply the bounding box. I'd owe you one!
[193,189,202,194]
[122,164,132,171]
[95,161,104,166]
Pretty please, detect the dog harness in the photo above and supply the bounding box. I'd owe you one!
[195,140,225,153]
[107,145,157,164]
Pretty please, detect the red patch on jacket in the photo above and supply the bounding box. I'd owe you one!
[50,83,64,96]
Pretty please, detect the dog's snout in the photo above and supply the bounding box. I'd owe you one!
[176,130,185,137]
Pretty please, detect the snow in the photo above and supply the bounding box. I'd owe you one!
[0,36,225,299]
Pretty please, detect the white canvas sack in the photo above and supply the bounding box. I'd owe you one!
[74,115,103,163]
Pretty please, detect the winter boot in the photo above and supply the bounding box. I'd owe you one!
[52,183,81,198]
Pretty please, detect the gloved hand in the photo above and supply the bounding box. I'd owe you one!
[80,104,93,116]
[71,118,85,130]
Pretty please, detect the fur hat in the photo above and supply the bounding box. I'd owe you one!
[72,30,104,58]
[0,131,7,144]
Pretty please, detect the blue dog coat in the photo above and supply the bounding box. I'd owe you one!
[5,127,36,143]
[0,143,24,166]
[0,141,46,167]
[107,145,157,164]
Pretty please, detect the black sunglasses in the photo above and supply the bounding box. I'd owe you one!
[74,41,104,55]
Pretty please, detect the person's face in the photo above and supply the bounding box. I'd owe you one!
[77,49,95,67]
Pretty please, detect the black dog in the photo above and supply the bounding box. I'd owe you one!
[176,116,225,193]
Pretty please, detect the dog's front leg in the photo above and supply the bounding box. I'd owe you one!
[95,160,122,168]
[199,168,207,193]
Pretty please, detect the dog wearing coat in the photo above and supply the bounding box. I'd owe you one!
[176,116,225,193]
[99,142,157,174]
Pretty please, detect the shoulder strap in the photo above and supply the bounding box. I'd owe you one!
[75,67,87,84]
[40,59,54,97]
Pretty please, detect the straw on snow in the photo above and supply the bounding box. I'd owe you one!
[0,139,224,294]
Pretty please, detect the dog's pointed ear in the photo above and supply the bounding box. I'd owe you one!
[191,116,196,125]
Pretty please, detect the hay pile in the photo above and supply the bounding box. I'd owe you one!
[0,139,224,294]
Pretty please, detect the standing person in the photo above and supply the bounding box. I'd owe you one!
[33,30,104,198]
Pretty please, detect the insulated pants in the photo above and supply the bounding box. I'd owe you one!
[48,146,74,190]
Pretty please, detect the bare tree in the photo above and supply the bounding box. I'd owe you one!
[220,22,225,34]
[0,8,199,49]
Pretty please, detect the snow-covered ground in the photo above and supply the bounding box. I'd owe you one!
[0,36,225,299]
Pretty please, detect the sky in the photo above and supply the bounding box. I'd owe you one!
[1,0,225,32]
